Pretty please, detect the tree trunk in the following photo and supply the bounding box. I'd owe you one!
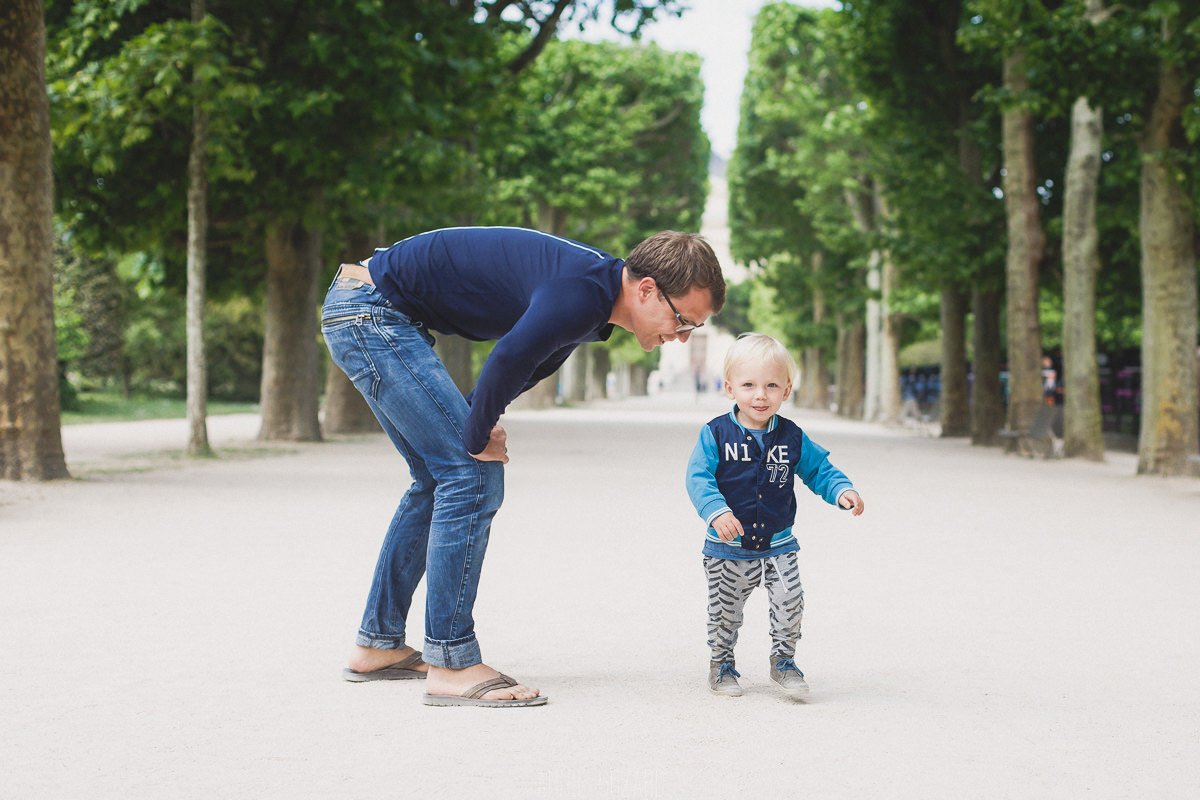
[939,289,970,436]
[971,287,1004,445]
[536,201,566,237]
[322,230,381,434]
[322,360,379,433]
[563,345,589,402]
[589,345,610,399]
[510,376,558,409]
[876,189,901,424]
[955,94,1005,445]
[799,252,830,410]
[864,250,882,421]
[836,315,865,419]
[1136,43,1199,475]
[1061,64,1106,460]
[844,183,883,421]
[799,348,830,410]
[185,0,211,457]
[259,219,322,441]
[628,363,649,396]
[434,337,474,396]
[0,0,69,480]
[1001,49,1046,435]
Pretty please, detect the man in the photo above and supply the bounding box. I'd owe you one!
[322,226,725,707]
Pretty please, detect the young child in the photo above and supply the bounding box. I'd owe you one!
[685,334,865,698]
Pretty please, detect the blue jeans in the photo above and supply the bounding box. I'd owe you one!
[321,274,504,669]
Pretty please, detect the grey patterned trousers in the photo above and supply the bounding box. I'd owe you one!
[703,552,804,664]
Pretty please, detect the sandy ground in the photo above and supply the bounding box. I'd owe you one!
[2,393,1199,799]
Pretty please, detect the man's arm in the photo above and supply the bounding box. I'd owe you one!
[464,281,604,454]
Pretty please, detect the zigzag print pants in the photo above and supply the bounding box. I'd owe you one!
[703,552,804,664]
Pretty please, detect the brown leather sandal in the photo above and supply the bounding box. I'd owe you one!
[342,650,427,682]
[422,673,547,707]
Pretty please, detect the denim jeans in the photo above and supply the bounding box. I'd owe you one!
[321,274,504,669]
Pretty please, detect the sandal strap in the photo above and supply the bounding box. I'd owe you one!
[464,674,518,699]
[392,650,425,670]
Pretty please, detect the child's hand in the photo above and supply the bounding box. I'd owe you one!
[712,511,745,542]
[839,490,865,516]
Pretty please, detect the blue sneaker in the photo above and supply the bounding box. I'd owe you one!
[770,658,809,698]
[709,661,743,697]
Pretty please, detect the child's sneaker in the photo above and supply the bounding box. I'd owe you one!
[770,658,809,698]
[708,661,743,696]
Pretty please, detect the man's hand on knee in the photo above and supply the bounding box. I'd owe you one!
[470,424,509,464]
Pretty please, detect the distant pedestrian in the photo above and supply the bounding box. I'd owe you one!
[685,334,864,699]
[1042,355,1059,405]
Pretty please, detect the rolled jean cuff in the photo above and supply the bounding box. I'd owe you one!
[355,631,407,650]
[423,634,482,669]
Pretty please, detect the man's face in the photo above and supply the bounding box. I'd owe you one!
[632,282,714,351]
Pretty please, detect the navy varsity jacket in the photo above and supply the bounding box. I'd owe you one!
[686,406,855,559]
[366,227,623,455]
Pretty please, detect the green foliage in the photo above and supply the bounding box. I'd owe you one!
[713,280,754,336]
[123,289,186,393]
[47,2,261,258]
[205,296,264,401]
[728,4,869,354]
[486,39,708,253]
[481,38,707,372]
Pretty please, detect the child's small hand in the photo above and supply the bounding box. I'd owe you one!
[839,490,865,517]
[712,511,745,542]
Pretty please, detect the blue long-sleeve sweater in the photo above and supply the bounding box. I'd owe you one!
[686,406,855,559]
[366,227,623,454]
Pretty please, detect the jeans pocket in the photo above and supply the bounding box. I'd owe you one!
[323,324,380,398]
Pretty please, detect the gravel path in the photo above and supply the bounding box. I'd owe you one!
[3,394,1198,798]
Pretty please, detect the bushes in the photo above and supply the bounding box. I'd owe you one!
[55,251,264,401]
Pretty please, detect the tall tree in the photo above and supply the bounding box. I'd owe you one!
[47,1,686,444]
[1136,5,1199,475]
[1000,45,1047,435]
[0,0,70,480]
[186,0,211,456]
[730,4,870,413]
[845,0,1002,438]
[1059,0,1108,460]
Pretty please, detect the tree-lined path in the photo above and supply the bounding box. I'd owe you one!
[3,393,1198,798]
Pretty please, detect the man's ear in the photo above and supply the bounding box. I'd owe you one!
[636,276,657,301]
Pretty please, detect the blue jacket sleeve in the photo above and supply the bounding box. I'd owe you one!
[686,426,732,525]
[797,431,854,506]
[464,280,604,454]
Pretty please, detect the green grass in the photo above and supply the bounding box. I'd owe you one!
[61,391,259,425]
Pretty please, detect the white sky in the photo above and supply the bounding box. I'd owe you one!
[566,0,838,159]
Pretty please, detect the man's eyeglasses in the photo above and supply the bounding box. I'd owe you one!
[661,292,704,334]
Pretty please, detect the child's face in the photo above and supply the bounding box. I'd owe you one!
[724,359,792,429]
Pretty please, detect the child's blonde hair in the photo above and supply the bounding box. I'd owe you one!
[723,333,799,386]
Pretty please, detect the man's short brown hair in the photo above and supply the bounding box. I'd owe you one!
[624,231,726,312]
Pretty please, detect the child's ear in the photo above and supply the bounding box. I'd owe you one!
[724,380,734,398]
[783,382,793,401]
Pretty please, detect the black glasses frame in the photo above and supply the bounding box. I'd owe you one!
[661,292,704,334]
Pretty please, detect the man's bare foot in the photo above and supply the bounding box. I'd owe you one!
[347,645,429,674]
[425,663,539,701]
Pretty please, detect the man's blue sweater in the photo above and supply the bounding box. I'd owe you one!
[686,406,855,559]
[366,227,623,454]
